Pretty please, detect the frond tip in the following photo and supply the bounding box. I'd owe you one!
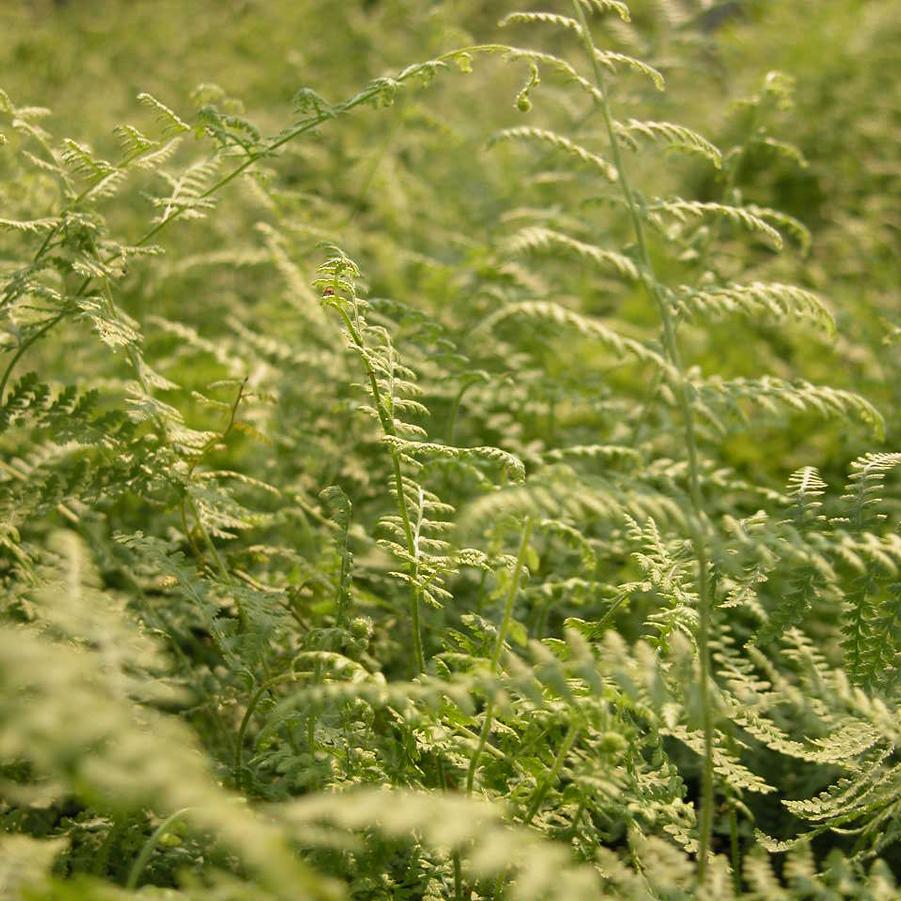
[499,12,584,36]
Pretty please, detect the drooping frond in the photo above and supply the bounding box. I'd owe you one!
[674,282,835,333]
[499,12,585,36]
[488,127,617,181]
[698,375,885,438]
[576,0,631,22]
[616,119,721,166]
[503,226,640,280]
[651,200,785,249]
[594,51,665,91]
[480,300,670,370]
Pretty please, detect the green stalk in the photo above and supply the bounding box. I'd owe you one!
[0,310,67,401]
[570,1,716,879]
[524,722,579,825]
[234,671,301,775]
[126,808,191,890]
[465,517,533,794]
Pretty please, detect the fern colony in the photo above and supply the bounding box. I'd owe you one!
[1,0,898,897]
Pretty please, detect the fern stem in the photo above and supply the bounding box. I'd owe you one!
[234,671,299,775]
[126,807,192,890]
[524,722,579,825]
[466,516,533,794]
[0,310,67,402]
[392,451,426,675]
[335,303,425,675]
[571,1,716,878]
[728,799,741,894]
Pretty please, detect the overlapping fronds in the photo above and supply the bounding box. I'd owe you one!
[0,1,897,897]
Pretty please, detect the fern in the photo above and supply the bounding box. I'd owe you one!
[0,1,897,897]
[488,126,617,181]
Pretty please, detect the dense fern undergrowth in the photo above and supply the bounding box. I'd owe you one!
[1,0,898,897]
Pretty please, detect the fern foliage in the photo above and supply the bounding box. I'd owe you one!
[0,0,897,898]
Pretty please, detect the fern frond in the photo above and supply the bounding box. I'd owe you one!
[576,0,631,22]
[664,724,775,795]
[499,12,584,36]
[0,216,59,233]
[675,282,835,333]
[281,787,602,899]
[652,200,784,249]
[382,435,525,483]
[137,92,190,135]
[699,376,885,438]
[503,226,640,280]
[841,452,901,529]
[616,119,721,166]
[594,51,665,90]
[488,127,617,181]
[479,300,670,371]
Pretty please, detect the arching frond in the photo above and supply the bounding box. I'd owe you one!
[480,300,670,370]
[488,127,617,181]
[594,51,665,90]
[616,119,722,167]
[675,282,835,333]
[503,226,640,280]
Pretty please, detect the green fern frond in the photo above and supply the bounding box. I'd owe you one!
[281,787,602,899]
[699,376,885,438]
[651,200,785,249]
[841,452,901,529]
[576,0,631,22]
[488,127,617,181]
[137,92,190,135]
[675,282,835,333]
[595,50,664,90]
[479,300,670,370]
[616,119,721,166]
[503,226,640,280]
[499,12,584,36]
[0,216,59,233]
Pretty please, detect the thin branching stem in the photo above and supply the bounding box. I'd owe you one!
[571,0,716,878]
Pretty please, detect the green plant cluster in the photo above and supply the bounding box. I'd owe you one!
[0,0,898,898]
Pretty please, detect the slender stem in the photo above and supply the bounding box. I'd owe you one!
[729,799,741,894]
[0,310,67,401]
[465,517,533,794]
[126,808,192,890]
[179,499,203,558]
[185,496,226,577]
[524,722,579,825]
[234,671,300,774]
[571,1,715,878]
